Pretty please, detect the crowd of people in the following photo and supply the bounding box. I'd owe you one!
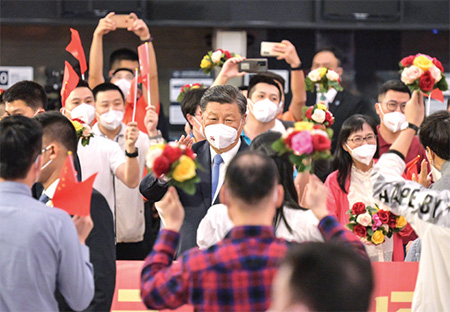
[1,11,450,312]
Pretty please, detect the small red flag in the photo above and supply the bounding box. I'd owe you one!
[138,43,149,82]
[405,155,420,181]
[61,61,79,107]
[66,28,87,75]
[52,153,97,216]
[430,88,444,103]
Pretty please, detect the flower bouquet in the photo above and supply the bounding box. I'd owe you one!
[305,67,343,93]
[399,54,448,94]
[200,49,238,75]
[346,202,407,245]
[146,142,200,195]
[272,121,332,172]
[177,83,205,102]
[71,119,93,146]
[303,102,335,129]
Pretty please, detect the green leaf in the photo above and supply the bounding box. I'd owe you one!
[305,78,315,92]
[436,75,449,91]
[272,139,288,154]
[367,228,374,236]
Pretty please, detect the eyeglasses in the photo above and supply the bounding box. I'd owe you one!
[347,134,377,146]
[383,100,407,113]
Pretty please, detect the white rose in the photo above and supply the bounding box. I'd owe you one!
[308,69,322,82]
[311,109,326,123]
[146,146,164,169]
[401,65,423,84]
[326,70,340,81]
[211,50,223,64]
[356,213,372,227]
[428,65,442,82]
[381,224,390,232]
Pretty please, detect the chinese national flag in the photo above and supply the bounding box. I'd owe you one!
[405,155,420,181]
[52,153,97,216]
[138,43,149,85]
[430,88,444,103]
[66,28,87,75]
[61,61,79,107]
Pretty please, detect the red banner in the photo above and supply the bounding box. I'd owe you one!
[112,261,419,312]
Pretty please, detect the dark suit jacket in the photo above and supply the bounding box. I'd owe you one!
[140,138,249,255]
[55,189,116,312]
[306,90,377,152]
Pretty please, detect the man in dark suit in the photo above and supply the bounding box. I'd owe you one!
[305,48,377,152]
[34,112,116,312]
[140,85,249,254]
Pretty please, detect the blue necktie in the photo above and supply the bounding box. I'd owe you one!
[211,154,223,202]
[39,193,50,204]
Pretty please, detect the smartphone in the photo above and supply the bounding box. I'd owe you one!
[261,41,284,57]
[238,59,268,73]
[110,14,134,28]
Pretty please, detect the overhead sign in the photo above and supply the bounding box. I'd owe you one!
[0,66,34,89]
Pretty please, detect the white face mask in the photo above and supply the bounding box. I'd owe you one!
[250,98,281,123]
[379,104,406,133]
[67,103,96,125]
[191,116,205,140]
[204,120,242,150]
[114,78,132,98]
[98,110,124,130]
[346,143,377,166]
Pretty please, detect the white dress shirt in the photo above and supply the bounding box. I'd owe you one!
[209,139,242,204]
[197,203,323,249]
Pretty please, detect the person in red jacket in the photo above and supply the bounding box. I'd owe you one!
[324,114,415,261]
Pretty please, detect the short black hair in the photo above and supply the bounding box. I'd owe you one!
[419,110,450,160]
[34,112,78,155]
[109,48,138,70]
[92,82,124,101]
[76,80,91,89]
[247,75,282,100]
[200,85,247,115]
[281,242,373,311]
[315,47,343,66]
[181,88,207,125]
[3,80,47,110]
[0,115,43,180]
[378,80,411,99]
[225,151,279,205]
[259,72,285,91]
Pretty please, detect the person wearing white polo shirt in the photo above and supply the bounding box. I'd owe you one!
[62,82,140,217]
[92,82,160,259]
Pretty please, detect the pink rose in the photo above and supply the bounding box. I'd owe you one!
[291,131,313,155]
[372,214,382,231]
[356,212,372,227]
[401,65,423,84]
[428,65,442,82]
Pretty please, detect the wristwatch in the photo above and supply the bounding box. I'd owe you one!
[125,147,139,158]
[400,122,419,134]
